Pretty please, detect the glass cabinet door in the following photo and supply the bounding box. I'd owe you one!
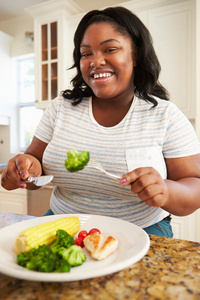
[41,21,58,101]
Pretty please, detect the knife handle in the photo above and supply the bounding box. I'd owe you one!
[27,177,38,184]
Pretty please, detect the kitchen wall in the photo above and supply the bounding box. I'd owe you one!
[0,15,34,57]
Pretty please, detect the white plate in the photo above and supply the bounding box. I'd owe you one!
[0,214,150,282]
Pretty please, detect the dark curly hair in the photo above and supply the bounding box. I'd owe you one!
[62,6,169,106]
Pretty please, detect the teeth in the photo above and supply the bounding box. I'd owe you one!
[93,73,112,79]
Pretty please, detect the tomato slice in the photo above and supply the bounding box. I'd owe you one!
[88,228,101,235]
[78,230,88,240]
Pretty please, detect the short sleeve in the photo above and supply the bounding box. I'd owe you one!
[34,97,61,144]
[163,102,200,158]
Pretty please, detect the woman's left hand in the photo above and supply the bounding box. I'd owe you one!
[120,167,169,207]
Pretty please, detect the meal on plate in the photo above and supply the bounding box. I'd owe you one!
[15,216,119,273]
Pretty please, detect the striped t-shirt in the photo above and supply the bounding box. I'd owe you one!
[35,95,200,228]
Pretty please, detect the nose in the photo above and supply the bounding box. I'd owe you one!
[90,54,106,68]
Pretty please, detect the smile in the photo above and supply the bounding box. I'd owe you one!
[93,73,113,79]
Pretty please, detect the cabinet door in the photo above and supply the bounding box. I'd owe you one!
[35,19,58,109]
[0,187,27,214]
[171,211,199,242]
[124,0,195,118]
[148,1,195,119]
[41,21,58,102]
[26,0,83,110]
[39,21,58,105]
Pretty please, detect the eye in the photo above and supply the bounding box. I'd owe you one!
[80,52,91,58]
[105,48,118,53]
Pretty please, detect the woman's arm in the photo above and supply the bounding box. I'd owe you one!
[24,136,47,173]
[162,154,200,215]
[1,137,48,191]
[119,153,200,216]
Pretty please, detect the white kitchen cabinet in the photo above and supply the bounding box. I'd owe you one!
[26,0,83,109]
[148,1,196,119]
[171,212,199,242]
[125,0,196,119]
[0,181,53,216]
[0,185,27,214]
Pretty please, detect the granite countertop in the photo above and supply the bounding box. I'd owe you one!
[0,212,200,300]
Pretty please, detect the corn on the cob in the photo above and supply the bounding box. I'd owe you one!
[15,216,81,254]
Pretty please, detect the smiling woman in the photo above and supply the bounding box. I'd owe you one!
[79,22,135,126]
[1,6,200,239]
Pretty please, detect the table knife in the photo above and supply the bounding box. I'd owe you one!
[27,175,54,186]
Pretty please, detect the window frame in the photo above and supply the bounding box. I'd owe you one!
[17,54,35,152]
[15,53,42,153]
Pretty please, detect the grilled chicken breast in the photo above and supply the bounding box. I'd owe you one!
[84,233,118,260]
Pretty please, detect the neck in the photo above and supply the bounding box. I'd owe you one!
[92,93,134,127]
[93,91,134,109]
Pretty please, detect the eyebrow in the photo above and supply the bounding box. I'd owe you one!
[80,39,120,48]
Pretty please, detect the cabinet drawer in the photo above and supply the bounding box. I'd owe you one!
[0,186,27,214]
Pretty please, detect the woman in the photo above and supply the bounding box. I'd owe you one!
[2,7,200,237]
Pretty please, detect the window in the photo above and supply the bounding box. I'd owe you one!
[17,55,43,151]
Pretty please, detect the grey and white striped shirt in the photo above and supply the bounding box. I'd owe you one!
[35,95,200,228]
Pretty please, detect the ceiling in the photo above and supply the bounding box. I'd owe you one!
[0,0,128,21]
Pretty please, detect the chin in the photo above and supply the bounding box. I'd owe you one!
[93,90,116,100]
[94,95,114,101]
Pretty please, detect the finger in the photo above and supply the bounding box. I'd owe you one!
[1,165,25,190]
[16,158,32,180]
[136,183,162,201]
[4,161,20,180]
[5,159,28,188]
[4,155,27,180]
[131,173,158,193]
[120,167,157,185]
[120,167,160,185]
[143,193,168,207]
[137,181,169,207]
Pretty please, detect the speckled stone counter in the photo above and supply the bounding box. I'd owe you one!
[0,212,200,300]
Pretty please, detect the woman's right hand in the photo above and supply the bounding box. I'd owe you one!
[1,154,42,190]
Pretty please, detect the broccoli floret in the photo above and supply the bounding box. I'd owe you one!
[50,229,75,253]
[58,245,86,267]
[17,244,71,273]
[27,245,57,272]
[17,245,58,272]
[64,149,90,172]
[17,251,31,267]
[53,257,71,273]
[17,246,39,267]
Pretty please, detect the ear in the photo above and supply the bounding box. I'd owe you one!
[133,47,139,67]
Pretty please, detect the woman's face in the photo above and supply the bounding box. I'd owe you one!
[80,22,135,101]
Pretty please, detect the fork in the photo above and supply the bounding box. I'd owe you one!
[87,158,120,179]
